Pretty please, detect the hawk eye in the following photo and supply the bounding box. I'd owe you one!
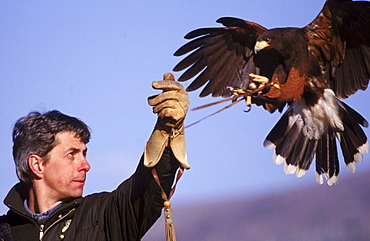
[264,38,271,43]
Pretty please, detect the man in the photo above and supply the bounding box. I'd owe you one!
[0,73,190,241]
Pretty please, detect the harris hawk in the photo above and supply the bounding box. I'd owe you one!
[173,0,370,185]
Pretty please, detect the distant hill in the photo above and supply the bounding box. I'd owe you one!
[143,171,370,241]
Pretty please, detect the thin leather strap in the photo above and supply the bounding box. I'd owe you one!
[151,167,184,241]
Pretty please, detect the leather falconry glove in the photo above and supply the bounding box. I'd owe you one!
[144,73,190,169]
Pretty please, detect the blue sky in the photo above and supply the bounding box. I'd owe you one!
[1,0,369,216]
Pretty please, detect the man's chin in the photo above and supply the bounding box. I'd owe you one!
[61,189,84,202]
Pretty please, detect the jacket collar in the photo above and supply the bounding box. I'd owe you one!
[3,182,30,217]
[4,182,82,220]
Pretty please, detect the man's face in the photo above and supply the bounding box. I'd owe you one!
[41,131,90,201]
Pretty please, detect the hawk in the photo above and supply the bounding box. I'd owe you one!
[173,0,370,185]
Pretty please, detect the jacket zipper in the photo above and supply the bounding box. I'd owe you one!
[39,208,76,241]
[39,224,44,240]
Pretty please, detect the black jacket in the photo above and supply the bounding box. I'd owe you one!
[1,147,179,241]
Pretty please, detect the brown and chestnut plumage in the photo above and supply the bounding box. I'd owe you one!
[173,0,370,185]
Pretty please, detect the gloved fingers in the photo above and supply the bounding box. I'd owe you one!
[148,73,189,128]
[152,79,183,92]
[155,101,186,122]
[152,100,176,114]
[148,91,188,107]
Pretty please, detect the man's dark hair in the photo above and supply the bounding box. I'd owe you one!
[12,110,91,184]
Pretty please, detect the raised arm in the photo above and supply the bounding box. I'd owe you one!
[102,73,190,240]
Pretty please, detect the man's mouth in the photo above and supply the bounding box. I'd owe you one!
[73,178,85,184]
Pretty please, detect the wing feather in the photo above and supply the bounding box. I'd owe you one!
[305,0,370,98]
[173,17,267,97]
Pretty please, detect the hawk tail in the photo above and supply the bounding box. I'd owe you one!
[264,91,368,185]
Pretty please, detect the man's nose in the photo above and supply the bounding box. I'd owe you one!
[79,157,91,172]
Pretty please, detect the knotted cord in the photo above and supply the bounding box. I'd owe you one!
[151,167,184,241]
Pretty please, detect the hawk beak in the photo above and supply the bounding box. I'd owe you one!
[254,40,269,54]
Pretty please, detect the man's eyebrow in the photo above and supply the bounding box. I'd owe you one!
[66,147,88,155]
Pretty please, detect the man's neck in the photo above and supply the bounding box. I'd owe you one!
[28,185,63,214]
[24,199,62,220]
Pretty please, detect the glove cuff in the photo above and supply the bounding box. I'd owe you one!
[144,121,190,169]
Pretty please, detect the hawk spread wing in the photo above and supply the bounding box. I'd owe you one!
[173,0,370,185]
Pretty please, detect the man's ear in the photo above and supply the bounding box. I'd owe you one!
[28,154,44,179]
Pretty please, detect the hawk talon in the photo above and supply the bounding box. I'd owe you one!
[243,105,251,113]
[227,86,248,95]
[248,73,269,85]
[246,95,252,106]
[249,73,281,90]
[271,82,281,89]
